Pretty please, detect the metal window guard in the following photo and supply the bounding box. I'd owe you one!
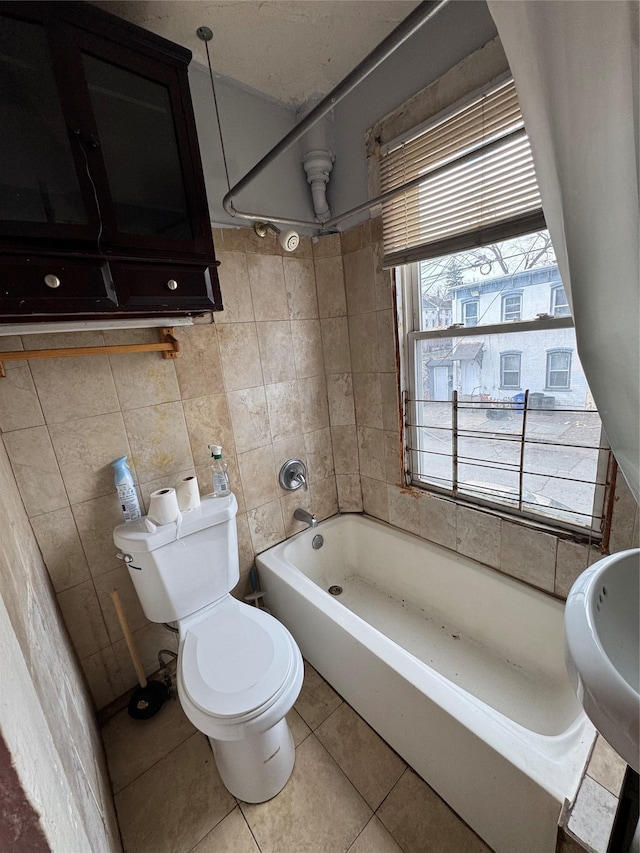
[0,327,180,377]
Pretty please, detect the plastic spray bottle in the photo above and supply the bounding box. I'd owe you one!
[208,444,230,497]
[111,456,142,522]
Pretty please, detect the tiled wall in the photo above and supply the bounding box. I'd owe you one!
[345,219,640,597]
[0,227,344,710]
[0,439,120,849]
[1,219,637,714]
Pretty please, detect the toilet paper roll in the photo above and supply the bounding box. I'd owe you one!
[148,487,180,525]
[176,475,200,512]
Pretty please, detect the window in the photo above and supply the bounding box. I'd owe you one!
[551,285,570,317]
[500,351,521,389]
[546,349,572,389]
[502,293,522,321]
[377,76,611,536]
[462,300,478,327]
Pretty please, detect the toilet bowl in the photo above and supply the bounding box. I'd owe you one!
[176,596,303,801]
[113,493,303,803]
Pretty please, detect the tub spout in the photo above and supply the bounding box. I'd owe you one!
[294,508,318,529]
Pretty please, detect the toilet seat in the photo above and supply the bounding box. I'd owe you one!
[180,597,297,722]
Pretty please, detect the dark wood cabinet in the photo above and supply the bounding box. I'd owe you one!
[0,1,222,321]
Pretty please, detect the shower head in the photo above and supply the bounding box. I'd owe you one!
[254,221,300,253]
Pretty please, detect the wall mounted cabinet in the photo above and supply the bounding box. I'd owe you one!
[0,1,222,322]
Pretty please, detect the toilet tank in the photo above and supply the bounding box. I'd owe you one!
[113,493,239,623]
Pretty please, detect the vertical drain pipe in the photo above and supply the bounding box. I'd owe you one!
[300,97,334,222]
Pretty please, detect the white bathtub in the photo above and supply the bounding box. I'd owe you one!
[257,513,595,853]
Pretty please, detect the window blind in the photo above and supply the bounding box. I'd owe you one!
[379,78,545,267]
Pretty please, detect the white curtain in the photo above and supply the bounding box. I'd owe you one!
[487,0,640,504]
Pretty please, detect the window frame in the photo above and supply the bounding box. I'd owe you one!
[501,292,523,322]
[461,299,479,327]
[499,350,522,389]
[546,348,572,390]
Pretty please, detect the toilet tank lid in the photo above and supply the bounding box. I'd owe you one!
[113,493,237,553]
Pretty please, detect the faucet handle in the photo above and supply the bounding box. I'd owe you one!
[279,458,309,491]
[292,471,308,491]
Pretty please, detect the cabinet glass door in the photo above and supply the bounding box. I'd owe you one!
[82,53,192,241]
[0,16,86,226]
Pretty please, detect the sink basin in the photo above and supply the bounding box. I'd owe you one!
[565,548,640,772]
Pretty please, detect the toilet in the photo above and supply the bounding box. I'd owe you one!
[113,492,304,803]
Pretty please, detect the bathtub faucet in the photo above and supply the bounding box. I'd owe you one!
[293,508,318,529]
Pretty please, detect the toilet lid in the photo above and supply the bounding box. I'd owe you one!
[180,600,294,719]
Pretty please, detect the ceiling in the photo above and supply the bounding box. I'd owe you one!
[93,1,420,108]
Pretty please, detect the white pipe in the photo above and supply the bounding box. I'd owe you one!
[302,149,334,223]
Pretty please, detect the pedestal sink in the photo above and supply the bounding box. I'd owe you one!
[565,549,640,772]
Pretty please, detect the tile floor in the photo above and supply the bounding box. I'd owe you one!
[102,661,493,853]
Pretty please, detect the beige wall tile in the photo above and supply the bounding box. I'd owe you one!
[419,493,457,551]
[377,309,397,372]
[72,494,126,578]
[123,401,193,483]
[373,241,394,311]
[265,381,301,443]
[49,412,131,505]
[388,485,421,536]
[357,426,385,481]
[103,329,181,411]
[21,331,104,350]
[555,538,598,598]
[280,488,314,537]
[321,316,351,374]
[331,425,359,475]
[380,373,400,434]
[3,425,68,516]
[80,646,126,710]
[284,257,318,319]
[235,512,255,574]
[304,428,335,484]
[29,355,119,424]
[247,254,288,320]
[94,566,148,643]
[226,387,270,454]
[315,255,347,318]
[0,335,24,353]
[361,475,389,521]
[298,375,330,433]
[238,445,279,510]
[217,323,264,392]
[113,622,178,688]
[500,520,557,591]
[587,736,627,797]
[214,250,254,323]
[349,312,379,373]
[312,475,339,520]
[384,430,402,485]
[341,220,370,255]
[221,225,278,255]
[456,505,501,569]
[353,372,383,430]
[313,233,341,259]
[173,324,225,399]
[0,365,44,432]
[343,246,376,316]
[183,393,235,464]
[247,498,285,553]
[256,320,296,384]
[609,474,639,553]
[336,474,363,512]
[30,507,91,592]
[57,580,110,659]
[327,373,355,427]
[291,319,324,378]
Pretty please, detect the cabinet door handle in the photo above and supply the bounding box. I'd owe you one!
[166,279,178,291]
[44,274,61,289]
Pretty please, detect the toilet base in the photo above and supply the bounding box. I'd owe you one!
[209,717,296,803]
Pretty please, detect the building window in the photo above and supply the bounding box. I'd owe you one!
[376,75,611,537]
[462,300,478,327]
[551,285,571,317]
[502,293,522,321]
[500,351,521,389]
[546,349,572,389]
